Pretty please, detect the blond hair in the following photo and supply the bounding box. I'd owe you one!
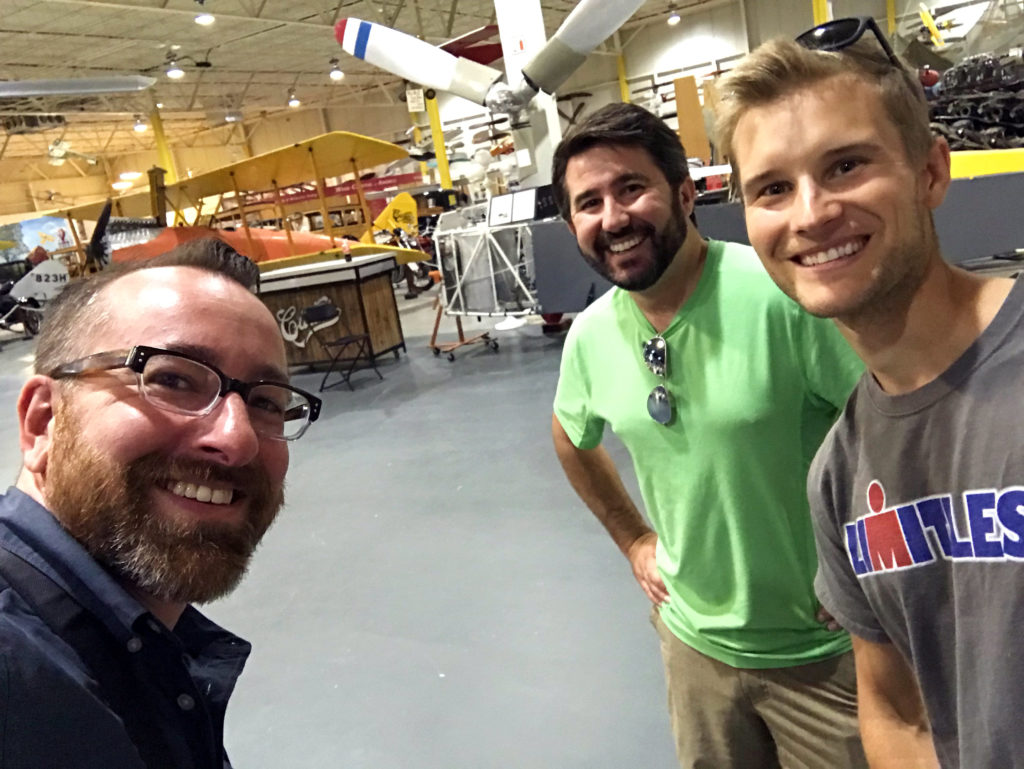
[715,37,932,198]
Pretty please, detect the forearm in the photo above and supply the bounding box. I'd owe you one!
[852,635,940,769]
[860,715,938,769]
[552,415,652,556]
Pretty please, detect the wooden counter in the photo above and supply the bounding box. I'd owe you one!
[258,252,405,366]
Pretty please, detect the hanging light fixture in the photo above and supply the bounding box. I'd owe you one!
[667,3,681,26]
[166,58,185,79]
[287,90,301,108]
[329,58,345,81]
[119,171,143,181]
[195,0,214,25]
[111,180,133,191]
[133,115,148,133]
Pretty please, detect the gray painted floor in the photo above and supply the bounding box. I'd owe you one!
[0,288,679,769]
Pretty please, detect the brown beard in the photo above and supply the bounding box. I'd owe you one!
[45,399,284,605]
[579,187,687,292]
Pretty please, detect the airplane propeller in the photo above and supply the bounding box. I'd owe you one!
[335,0,645,118]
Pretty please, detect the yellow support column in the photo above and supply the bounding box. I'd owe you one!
[886,0,896,33]
[617,55,631,103]
[148,107,178,185]
[426,95,452,189]
[812,0,830,25]
[412,112,430,179]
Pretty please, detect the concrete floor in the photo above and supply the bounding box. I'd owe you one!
[0,288,679,769]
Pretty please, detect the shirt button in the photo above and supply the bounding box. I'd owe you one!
[126,637,143,653]
[177,694,196,711]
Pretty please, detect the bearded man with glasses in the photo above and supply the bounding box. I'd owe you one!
[550,102,866,768]
[717,16,1024,769]
[0,239,319,768]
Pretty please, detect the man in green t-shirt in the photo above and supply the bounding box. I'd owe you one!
[550,103,867,769]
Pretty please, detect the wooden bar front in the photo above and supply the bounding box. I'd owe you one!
[259,254,406,366]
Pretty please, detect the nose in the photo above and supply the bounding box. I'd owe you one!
[195,392,261,466]
[792,178,841,234]
[600,196,630,233]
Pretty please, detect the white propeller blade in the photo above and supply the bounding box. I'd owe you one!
[522,0,646,94]
[335,18,503,106]
[0,76,156,98]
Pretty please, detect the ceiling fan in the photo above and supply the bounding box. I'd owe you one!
[47,139,98,167]
[0,75,155,100]
[30,189,75,205]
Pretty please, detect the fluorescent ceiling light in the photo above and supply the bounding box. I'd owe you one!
[119,171,143,181]
[111,180,133,191]
[667,10,681,25]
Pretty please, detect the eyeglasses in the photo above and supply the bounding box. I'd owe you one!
[796,16,900,68]
[48,345,321,441]
[642,335,673,425]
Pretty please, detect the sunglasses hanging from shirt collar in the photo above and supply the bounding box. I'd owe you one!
[642,335,673,425]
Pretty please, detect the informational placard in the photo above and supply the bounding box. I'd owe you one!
[405,88,425,113]
[488,193,515,227]
[488,188,541,227]
[510,188,537,222]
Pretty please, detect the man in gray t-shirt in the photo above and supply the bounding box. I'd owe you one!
[811,279,1024,768]
[716,22,1024,769]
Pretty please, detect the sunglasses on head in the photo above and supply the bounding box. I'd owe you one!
[642,335,673,426]
[796,16,900,68]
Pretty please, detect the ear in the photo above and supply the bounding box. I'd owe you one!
[679,176,697,217]
[920,136,952,210]
[18,376,57,476]
[565,216,577,238]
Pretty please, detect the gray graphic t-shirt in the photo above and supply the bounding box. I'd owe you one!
[810,277,1024,769]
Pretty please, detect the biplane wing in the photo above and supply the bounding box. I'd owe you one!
[55,131,427,269]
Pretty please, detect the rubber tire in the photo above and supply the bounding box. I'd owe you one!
[21,311,40,338]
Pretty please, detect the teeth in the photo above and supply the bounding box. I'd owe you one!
[166,480,234,505]
[799,239,863,266]
[608,234,643,253]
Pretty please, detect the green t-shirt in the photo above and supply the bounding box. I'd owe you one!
[553,239,864,668]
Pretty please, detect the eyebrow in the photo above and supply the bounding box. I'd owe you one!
[163,342,289,383]
[740,141,884,198]
[571,171,651,212]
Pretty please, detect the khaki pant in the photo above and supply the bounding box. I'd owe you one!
[652,609,867,769]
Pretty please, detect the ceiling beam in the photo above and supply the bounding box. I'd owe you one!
[446,0,461,37]
[413,0,425,39]
[32,0,337,30]
[386,0,407,28]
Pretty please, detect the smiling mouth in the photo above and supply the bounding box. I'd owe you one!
[605,233,647,255]
[795,237,867,267]
[163,480,235,506]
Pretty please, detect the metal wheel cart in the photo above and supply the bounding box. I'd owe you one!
[429,204,537,361]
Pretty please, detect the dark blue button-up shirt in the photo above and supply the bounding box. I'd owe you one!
[0,488,251,769]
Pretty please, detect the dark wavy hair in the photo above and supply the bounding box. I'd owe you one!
[551,102,690,220]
